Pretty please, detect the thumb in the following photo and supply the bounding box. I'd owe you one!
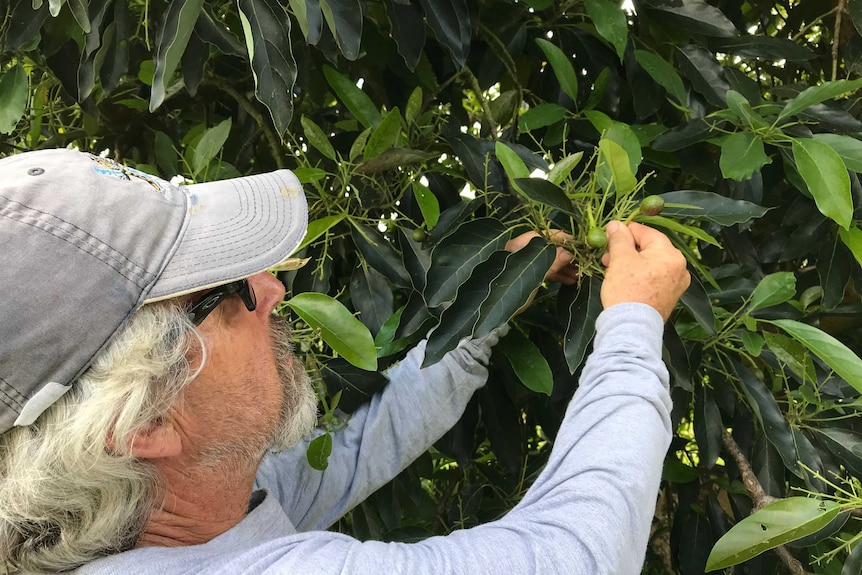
[605,221,636,260]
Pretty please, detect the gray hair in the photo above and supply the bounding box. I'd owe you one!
[0,301,199,572]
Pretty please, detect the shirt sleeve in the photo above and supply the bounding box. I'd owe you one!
[297,302,673,575]
[254,326,510,531]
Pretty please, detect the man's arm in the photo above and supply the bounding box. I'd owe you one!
[255,229,577,529]
[255,327,507,531]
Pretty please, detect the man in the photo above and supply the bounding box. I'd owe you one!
[0,148,689,574]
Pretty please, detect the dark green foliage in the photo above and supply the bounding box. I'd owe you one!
[3,0,862,572]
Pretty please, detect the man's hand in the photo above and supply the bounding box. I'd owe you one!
[505,230,578,285]
[600,221,690,322]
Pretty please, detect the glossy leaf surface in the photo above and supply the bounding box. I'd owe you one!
[287,292,378,371]
[706,498,841,571]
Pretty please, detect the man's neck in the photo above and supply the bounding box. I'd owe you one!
[136,460,259,547]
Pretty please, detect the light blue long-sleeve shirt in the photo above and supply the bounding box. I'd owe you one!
[79,303,672,575]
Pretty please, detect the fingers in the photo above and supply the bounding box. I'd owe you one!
[605,221,636,259]
[626,221,674,251]
[546,246,578,285]
[600,221,690,322]
[505,229,578,285]
[504,231,540,253]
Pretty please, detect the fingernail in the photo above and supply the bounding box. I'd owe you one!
[606,221,620,234]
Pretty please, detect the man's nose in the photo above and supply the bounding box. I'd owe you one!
[248,271,286,314]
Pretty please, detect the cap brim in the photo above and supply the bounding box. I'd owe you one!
[144,169,307,302]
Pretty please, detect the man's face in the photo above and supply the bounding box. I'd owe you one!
[173,272,318,474]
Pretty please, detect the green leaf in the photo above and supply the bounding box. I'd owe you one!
[298,213,346,251]
[350,263,394,335]
[288,0,309,39]
[845,539,862,575]
[424,251,509,366]
[412,181,440,230]
[547,152,584,185]
[536,38,579,103]
[301,116,337,160]
[649,1,738,38]
[397,227,431,292]
[725,90,769,129]
[495,141,531,181]
[192,118,232,176]
[151,0,204,112]
[320,0,362,61]
[349,127,372,161]
[473,238,557,337]
[356,148,437,175]
[812,134,862,172]
[5,1,50,52]
[602,122,642,174]
[634,50,686,104]
[778,79,862,121]
[350,223,412,289]
[520,103,567,132]
[676,44,729,107]
[425,218,510,308]
[679,275,717,336]
[286,292,378,371]
[416,0,471,68]
[405,87,423,124]
[323,66,382,129]
[838,225,862,268]
[769,319,862,395]
[559,277,602,373]
[496,329,554,395]
[51,0,90,33]
[636,215,720,246]
[706,498,841,571]
[364,108,403,159]
[513,178,576,214]
[733,361,802,476]
[719,132,771,181]
[659,191,770,226]
[764,332,816,383]
[489,90,520,126]
[306,433,333,470]
[747,272,796,312]
[77,0,113,101]
[584,0,627,60]
[293,167,328,184]
[813,428,862,477]
[791,138,852,230]
[238,0,297,135]
[0,64,28,135]
[598,139,637,194]
[740,330,764,356]
[651,117,718,152]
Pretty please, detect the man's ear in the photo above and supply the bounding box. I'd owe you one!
[107,420,183,460]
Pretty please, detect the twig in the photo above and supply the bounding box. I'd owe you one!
[721,429,810,575]
[833,0,847,81]
[791,7,838,42]
[465,67,500,137]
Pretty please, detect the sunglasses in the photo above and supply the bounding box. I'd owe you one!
[187,279,257,326]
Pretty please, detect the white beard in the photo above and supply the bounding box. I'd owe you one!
[268,318,319,452]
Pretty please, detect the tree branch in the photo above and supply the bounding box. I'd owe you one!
[833,0,848,81]
[721,429,810,575]
[721,429,776,511]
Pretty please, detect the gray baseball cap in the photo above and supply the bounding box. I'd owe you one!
[0,148,308,434]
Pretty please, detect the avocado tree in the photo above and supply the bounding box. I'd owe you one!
[2,0,862,572]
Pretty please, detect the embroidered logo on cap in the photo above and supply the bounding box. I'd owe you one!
[88,156,174,200]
